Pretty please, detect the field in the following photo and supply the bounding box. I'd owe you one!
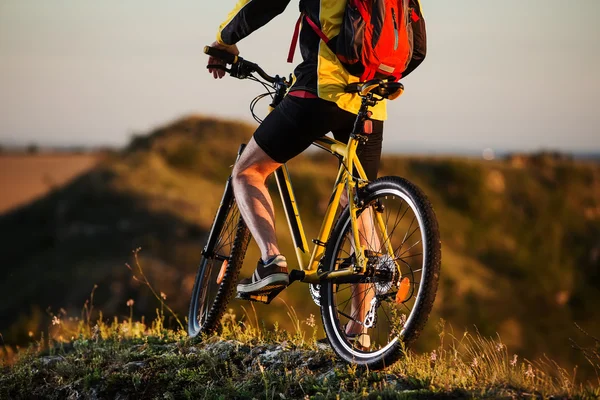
[0,153,100,213]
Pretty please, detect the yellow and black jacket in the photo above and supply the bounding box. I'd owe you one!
[217,0,426,121]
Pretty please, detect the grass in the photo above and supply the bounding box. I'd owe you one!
[1,301,598,399]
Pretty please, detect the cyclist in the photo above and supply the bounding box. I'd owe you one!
[207,0,426,337]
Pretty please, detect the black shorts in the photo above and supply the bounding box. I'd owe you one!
[253,95,384,181]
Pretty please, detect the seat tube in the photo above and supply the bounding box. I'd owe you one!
[346,138,367,273]
[274,164,310,270]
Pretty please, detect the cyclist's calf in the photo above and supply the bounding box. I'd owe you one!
[231,138,283,261]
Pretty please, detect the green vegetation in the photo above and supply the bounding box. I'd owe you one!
[2,307,597,399]
[1,115,599,387]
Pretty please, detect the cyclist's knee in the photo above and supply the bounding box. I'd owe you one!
[233,139,281,180]
[232,162,267,185]
[232,163,252,183]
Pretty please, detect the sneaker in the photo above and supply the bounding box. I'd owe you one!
[237,255,289,294]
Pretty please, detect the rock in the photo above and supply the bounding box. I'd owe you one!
[260,348,282,363]
[316,342,330,351]
[123,361,146,371]
[306,352,332,371]
[40,355,64,367]
[205,339,242,362]
[66,389,81,400]
[316,368,335,381]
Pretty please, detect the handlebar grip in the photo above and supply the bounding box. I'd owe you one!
[204,46,238,64]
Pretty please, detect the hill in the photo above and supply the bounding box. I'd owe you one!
[1,312,593,399]
[0,115,599,382]
[0,153,100,213]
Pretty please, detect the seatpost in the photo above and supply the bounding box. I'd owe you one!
[351,95,376,143]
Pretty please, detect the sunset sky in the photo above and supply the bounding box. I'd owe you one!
[1,0,599,153]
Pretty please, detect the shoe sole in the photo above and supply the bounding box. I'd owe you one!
[237,273,289,294]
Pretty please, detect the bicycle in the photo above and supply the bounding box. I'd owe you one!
[188,46,441,369]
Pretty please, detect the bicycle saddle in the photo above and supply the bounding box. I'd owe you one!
[345,79,404,100]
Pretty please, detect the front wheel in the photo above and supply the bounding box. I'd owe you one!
[320,176,441,369]
[188,178,251,338]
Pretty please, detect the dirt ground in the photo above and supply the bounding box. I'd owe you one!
[0,153,100,214]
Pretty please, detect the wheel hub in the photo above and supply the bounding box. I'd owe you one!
[373,254,395,295]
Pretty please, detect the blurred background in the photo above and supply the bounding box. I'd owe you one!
[1,0,599,382]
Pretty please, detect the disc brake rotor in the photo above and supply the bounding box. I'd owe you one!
[374,254,395,295]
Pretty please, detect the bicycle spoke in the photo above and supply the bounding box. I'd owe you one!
[397,239,421,258]
[326,187,432,356]
[397,253,422,260]
[378,201,406,254]
[398,257,416,270]
[338,309,361,325]
[399,216,416,250]
[214,210,238,254]
[337,285,373,310]
[377,208,409,257]
[190,200,249,337]
[379,302,393,327]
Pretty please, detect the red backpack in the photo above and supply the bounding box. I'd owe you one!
[288,0,420,81]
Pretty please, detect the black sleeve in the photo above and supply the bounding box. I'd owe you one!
[218,0,292,45]
[402,1,427,79]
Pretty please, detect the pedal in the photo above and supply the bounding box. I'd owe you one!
[235,285,286,304]
[236,270,305,304]
[289,269,305,283]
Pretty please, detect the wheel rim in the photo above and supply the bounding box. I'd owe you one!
[190,203,242,334]
[325,188,427,358]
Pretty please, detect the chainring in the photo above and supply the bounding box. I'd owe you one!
[309,283,321,306]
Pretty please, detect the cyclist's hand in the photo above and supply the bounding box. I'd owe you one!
[207,41,239,79]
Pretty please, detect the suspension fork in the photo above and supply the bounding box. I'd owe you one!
[202,144,246,257]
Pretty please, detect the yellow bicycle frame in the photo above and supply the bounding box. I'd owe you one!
[273,135,397,285]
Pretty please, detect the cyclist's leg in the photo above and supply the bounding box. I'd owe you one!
[332,120,384,337]
[233,95,343,291]
[232,138,282,261]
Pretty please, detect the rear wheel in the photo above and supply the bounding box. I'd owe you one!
[320,176,441,369]
[188,183,250,338]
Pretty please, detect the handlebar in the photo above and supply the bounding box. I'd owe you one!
[204,46,403,101]
[203,45,280,84]
[204,45,238,65]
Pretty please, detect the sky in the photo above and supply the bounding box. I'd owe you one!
[1,0,599,153]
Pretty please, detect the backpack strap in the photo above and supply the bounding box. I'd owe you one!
[304,15,331,44]
[288,13,333,63]
[411,8,420,22]
[287,13,304,63]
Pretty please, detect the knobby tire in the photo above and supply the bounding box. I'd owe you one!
[320,176,441,369]
[188,198,250,338]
